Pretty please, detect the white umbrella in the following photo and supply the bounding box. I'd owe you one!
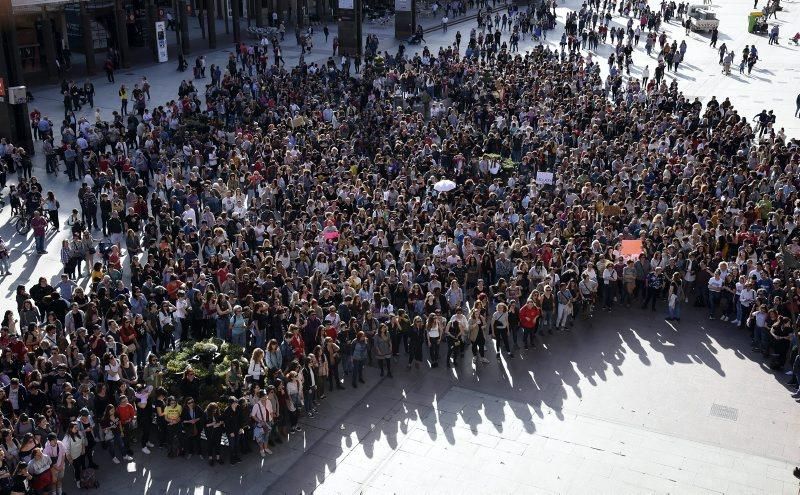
[434,179,457,192]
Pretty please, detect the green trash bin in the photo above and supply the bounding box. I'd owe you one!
[748,11,763,33]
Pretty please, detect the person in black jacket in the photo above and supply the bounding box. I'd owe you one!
[222,397,242,464]
[180,397,204,459]
[204,402,224,465]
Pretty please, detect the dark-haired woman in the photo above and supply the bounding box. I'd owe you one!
[204,403,224,466]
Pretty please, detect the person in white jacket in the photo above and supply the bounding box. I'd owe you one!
[61,421,87,487]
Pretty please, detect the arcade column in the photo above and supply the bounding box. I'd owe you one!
[0,0,34,153]
[178,0,191,53]
[231,0,241,43]
[395,0,415,39]
[207,0,217,48]
[79,1,96,74]
[337,0,362,56]
[114,0,131,67]
[39,9,59,80]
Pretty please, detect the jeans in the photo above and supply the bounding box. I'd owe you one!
[105,431,126,459]
[643,287,660,310]
[709,291,720,317]
[603,284,614,309]
[428,337,440,365]
[737,304,751,327]
[0,256,8,273]
[341,354,353,375]
[494,329,512,356]
[227,432,240,461]
[71,455,85,482]
[754,326,769,352]
[521,326,534,347]
[35,234,45,253]
[378,357,392,376]
[556,305,570,328]
[216,318,228,340]
[231,332,246,348]
[667,301,681,320]
[471,330,486,357]
[351,359,364,386]
[540,309,554,331]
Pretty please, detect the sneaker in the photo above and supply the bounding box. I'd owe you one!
[708,316,715,320]
[123,455,134,461]
[146,442,155,448]
[112,457,121,464]
[142,447,151,454]
[264,448,273,455]
[260,450,266,458]
[731,320,740,326]
[720,315,728,321]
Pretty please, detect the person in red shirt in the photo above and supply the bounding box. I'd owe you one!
[8,334,28,362]
[116,395,137,457]
[119,317,138,353]
[289,330,305,360]
[518,298,541,350]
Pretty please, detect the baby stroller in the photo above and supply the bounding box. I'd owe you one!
[97,240,114,264]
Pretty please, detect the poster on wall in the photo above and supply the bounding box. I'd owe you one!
[395,0,411,11]
[339,0,354,9]
[155,21,168,63]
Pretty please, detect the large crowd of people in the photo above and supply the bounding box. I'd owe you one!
[0,0,797,492]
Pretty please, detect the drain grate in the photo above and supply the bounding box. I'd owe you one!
[710,403,739,421]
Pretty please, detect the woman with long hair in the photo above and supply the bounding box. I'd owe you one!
[204,402,224,466]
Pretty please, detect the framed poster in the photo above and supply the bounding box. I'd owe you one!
[339,0,354,9]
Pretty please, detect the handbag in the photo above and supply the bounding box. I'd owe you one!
[32,469,53,491]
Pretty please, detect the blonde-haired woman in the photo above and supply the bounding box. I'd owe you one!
[248,348,266,386]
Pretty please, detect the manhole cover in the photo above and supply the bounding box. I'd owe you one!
[710,404,739,421]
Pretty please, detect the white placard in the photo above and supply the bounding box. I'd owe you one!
[395,0,411,11]
[155,21,168,63]
[536,171,554,185]
[339,0,354,9]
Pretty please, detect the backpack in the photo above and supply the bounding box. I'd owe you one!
[80,467,99,489]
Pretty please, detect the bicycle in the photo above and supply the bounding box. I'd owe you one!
[15,215,30,236]
[9,205,29,236]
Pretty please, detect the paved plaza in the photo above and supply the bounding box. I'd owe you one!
[2,0,800,493]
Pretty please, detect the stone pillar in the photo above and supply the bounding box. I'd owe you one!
[39,11,58,80]
[0,0,34,153]
[223,0,230,33]
[395,0,416,39]
[231,0,241,43]
[207,0,216,47]
[337,0,362,56]
[255,0,263,27]
[79,1,96,75]
[147,0,159,59]
[114,0,131,67]
[178,0,191,53]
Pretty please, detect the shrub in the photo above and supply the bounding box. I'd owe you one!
[159,338,245,406]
